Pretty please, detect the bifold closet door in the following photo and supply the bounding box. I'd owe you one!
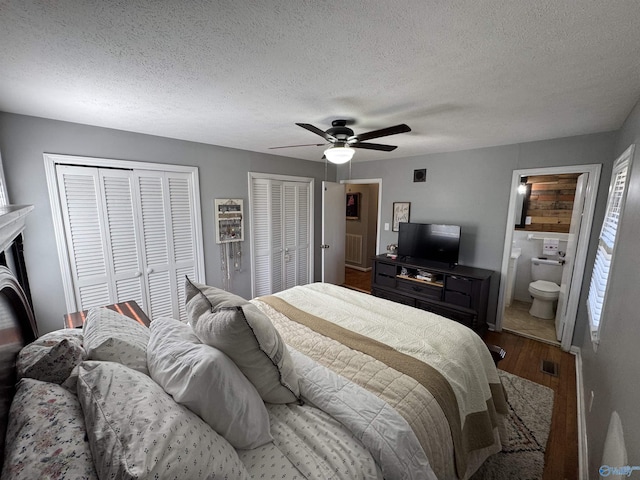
[56,165,198,321]
[283,182,310,290]
[250,176,311,297]
[56,165,145,310]
[134,170,197,322]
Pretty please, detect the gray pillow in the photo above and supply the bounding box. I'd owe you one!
[186,278,300,404]
[147,317,273,449]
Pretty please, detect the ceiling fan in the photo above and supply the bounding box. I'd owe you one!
[270,120,411,164]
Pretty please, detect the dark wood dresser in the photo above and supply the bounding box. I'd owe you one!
[371,254,492,334]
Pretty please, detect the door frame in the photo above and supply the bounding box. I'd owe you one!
[496,164,601,351]
[43,153,205,313]
[247,172,315,298]
[339,178,383,255]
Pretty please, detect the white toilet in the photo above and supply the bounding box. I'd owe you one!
[528,257,563,319]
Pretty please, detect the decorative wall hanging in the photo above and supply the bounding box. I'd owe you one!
[392,202,411,232]
[214,199,244,291]
[346,192,360,220]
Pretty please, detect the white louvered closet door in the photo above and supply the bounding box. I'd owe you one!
[56,165,112,309]
[250,176,311,297]
[134,170,197,322]
[99,169,146,308]
[251,178,283,296]
[55,164,199,321]
[56,166,147,310]
[283,182,310,290]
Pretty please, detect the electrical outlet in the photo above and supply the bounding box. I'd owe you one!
[384,223,390,231]
[589,391,595,412]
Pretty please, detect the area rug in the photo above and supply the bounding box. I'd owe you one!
[471,370,554,480]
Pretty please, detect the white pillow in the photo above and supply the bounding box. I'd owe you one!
[76,361,249,480]
[147,317,273,449]
[17,329,86,384]
[2,378,97,480]
[186,279,300,404]
[82,307,150,375]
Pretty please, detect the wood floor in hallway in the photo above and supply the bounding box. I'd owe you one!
[344,267,372,293]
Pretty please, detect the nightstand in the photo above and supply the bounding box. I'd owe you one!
[63,301,151,329]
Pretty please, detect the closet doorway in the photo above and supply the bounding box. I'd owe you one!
[44,154,205,322]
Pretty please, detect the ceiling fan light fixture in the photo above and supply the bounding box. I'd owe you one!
[324,145,354,164]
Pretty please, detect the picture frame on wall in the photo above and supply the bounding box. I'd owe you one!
[392,202,410,231]
[346,192,360,220]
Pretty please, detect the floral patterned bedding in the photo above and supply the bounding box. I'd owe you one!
[1,318,394,480]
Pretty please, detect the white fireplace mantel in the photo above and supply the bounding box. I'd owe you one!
[0,205,34,252]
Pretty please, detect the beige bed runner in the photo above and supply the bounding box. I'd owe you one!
[258,295,507,478]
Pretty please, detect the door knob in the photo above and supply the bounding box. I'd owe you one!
[147,268,154,274]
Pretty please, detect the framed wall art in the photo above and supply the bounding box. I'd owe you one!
[346,192,360,220]
[392,202,410,231]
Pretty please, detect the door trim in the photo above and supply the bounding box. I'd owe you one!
[496,164,601,351]
[44,153,205,313]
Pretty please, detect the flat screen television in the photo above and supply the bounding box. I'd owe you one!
[397,222,461,266]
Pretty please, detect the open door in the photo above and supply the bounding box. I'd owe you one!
[321,181,345,285]
[555,173,588,341]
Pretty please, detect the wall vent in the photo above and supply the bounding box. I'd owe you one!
[541,359,559,376]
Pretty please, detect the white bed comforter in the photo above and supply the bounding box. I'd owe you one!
[286,347,436,480]
[252,283,506,479]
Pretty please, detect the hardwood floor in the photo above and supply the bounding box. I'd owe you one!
[484,330,578,480]
[342,268,578,479]
[344,267,372,293]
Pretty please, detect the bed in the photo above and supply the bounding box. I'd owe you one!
[0,270,507,480]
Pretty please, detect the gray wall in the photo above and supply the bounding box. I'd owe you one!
[0,112,334,334]
[339,132,617,331]
[582,98,640,476]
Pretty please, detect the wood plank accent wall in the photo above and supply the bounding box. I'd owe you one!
[520,173,580,233]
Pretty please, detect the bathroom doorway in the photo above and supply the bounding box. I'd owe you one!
[496,164,601,351]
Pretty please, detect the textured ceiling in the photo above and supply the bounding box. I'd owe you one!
[1,1,640,162]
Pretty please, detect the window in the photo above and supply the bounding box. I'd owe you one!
[587,145,634,343]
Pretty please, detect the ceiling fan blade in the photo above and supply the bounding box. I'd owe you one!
[351,142,398,152]
[269,143,327,149]
[296,123,337,142]
[353,123,411,142]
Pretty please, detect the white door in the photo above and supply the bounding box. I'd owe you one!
[249,175,313,297]
[555,173,588,340]
[321,181,345,285]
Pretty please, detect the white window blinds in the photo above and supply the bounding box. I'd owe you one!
[587,146,634,341]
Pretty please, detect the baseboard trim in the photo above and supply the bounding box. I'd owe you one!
[345,264,372,272]
[571,345,589,480]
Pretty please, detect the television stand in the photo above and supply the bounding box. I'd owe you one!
[371,254,492,334]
